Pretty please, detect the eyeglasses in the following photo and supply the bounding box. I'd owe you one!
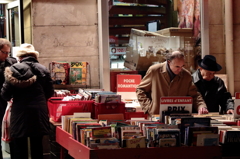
[0,50,10,55]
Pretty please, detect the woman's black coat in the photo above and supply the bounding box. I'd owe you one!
[1,56,54,138]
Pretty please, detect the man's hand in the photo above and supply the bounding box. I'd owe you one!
[226,109,234,114]
[198,107,209,114]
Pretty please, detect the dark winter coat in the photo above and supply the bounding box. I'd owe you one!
[192,69,234,113]
[0,57,17,124]
[1,56,54,138]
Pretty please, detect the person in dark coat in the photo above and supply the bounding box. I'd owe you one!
[192,55,234,114]
[0,38,17,159]
[1,43,54,159]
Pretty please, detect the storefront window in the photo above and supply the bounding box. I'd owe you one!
[8,6,20,46]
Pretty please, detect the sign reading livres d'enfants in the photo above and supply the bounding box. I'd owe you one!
[159,97,193,122]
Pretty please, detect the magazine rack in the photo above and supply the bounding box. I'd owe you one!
[56,126,222,159]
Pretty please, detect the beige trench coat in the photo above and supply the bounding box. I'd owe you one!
[136,61,206,115]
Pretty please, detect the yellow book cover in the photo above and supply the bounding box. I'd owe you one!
[69,62,87,85]
[91,127,112,138]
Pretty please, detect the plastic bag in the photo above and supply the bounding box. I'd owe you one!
[2,101,12,142]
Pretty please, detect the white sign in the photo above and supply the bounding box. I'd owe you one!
[234,92,240,119]
[159,96,193,122]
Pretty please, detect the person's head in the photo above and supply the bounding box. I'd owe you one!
[0,38,11,62]
[166,51,185,75]
[16,43,39,61]
[198,55,222,81]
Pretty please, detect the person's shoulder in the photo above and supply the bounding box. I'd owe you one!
[6,57,17,65]
[182,68,192,76]
[33,63,48,72]
[179,68,193,81]
[149,62,165,71]
[214,76,225,84]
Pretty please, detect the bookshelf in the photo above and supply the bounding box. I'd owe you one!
[55,126,222,159]
[53,84,88,90]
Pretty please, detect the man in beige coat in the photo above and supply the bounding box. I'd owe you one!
[136,51,208,116]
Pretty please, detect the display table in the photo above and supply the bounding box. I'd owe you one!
[55,126,222,159]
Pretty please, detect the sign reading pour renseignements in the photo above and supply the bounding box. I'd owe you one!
[159,97,193,122]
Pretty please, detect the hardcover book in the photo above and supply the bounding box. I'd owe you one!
[69,62,87,85]
[155,129,180,147]
[196,134,219,146]
[159,138,176,147]
[50,61,70,85]
[122,136,146,148]
[185,126,218,146]
[180,117,211,144]
[223,130,240,145]
[75,123,101,142]
[91,127,112,139]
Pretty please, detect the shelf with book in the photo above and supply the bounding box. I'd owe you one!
[53,84,89,90]
[55,126,222,159]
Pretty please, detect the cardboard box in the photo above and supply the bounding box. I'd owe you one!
[124,28,196,72]
[124,28,170,71]
[156,27,193,37]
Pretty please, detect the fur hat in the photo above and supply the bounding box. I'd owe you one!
[16,43,39,60]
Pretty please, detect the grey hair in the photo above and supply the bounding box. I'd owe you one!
[165,51,185,61]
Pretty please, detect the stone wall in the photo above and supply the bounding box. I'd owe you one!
[31,0,100,88]
[208,0,240,93]
[233,0,240,93]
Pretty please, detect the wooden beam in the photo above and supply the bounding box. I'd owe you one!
[115,0,167,5]
[112,37,130,45]
[109,6,166,15]
[109,26,147,35]
[109,16,166,25]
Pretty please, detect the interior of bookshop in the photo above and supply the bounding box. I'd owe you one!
[1,0,240,159]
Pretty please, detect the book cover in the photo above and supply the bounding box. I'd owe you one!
[196,134,219,146]
[145,127,156,147]
[224,130,240,145]
[91,127,112,139]
[76,123,101,142]
[159,138,176,147]
[155,129,180,147]
[95,94,121,103]
[50,61,70,85]
[122,136,146,148]
[180,117,211,144]
[61,115,73,131]
[145,127,156,140]
[90,143,120,150]
[80,128,93,145]
[185,126,218,146]
[122,131,143,140]
[69,118,96,136]
[69,62,87,85]
[89,137,119,145]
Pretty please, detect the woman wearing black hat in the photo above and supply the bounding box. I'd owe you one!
[192,55,234,114]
